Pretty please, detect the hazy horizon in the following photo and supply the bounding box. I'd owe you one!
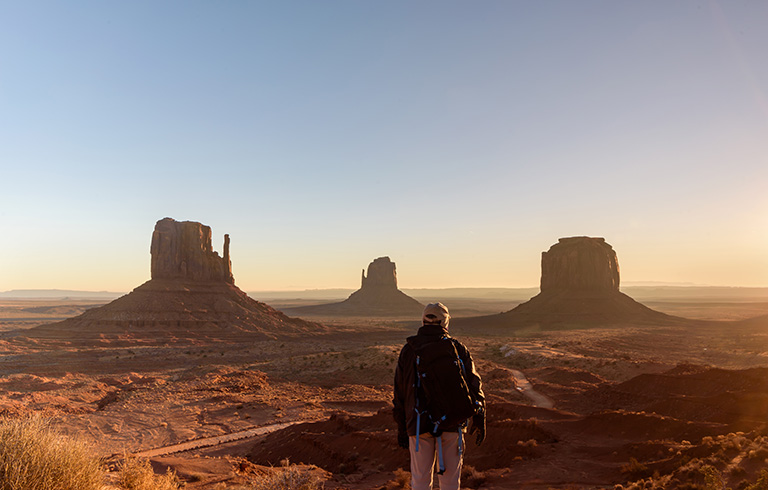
[3,2,767,292]
[5,282,768,299]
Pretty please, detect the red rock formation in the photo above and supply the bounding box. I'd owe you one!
[540,237,619,292]
[360,257,398,290]
[284,257,424,317]
[24,218,323,342]
[455,236,687,330]
[151,218,233,283]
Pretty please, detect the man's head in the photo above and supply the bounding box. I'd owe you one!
[422,302,450,328]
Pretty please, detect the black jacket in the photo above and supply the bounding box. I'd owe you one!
[392,324,485,435]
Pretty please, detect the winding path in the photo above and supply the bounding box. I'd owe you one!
[510,369,554,409]
[132,420,301,458]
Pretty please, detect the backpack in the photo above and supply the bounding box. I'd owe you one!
[410,335,478,435]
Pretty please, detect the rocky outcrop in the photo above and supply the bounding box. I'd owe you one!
[151,218,233,283]
[360,257,398,290]
[540,237,619,292]
[284,257,424,317]
[454,237,688,330]
[24,218,323,342]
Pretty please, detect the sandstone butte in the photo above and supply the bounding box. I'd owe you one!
[454,236,690,330]
[284,256,424,317]
[22,218,323,343]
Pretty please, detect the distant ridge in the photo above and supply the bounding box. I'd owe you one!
[7,285,766,303]
[0,289,125,299]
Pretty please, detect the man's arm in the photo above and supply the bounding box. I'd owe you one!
[455,341,485,407]
[392,344,411,448]
[455,340,486,444]
[392,344,409,432]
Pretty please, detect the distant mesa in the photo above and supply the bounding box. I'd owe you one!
[23,218,323,342]
[284,257,424,317]
[455,236,688,330]
[540,236,619,293]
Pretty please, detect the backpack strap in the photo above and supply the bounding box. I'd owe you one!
[414,355,422,452]
[436,434,445,475]
[449,336,482,416]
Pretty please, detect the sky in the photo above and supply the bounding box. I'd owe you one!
[1,1,767,292]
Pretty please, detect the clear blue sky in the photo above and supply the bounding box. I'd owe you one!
[2,1,767,291]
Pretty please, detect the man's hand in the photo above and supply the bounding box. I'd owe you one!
[469,413,485,445]
[397,429,409,449]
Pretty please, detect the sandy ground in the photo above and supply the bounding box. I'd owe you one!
[2,297,768,488]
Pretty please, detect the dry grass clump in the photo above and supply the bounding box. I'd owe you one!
[0,415,103,490]
[117,457,181,490]
[380,468,410,490]
[461,464,487,488]
[231,463,325,490]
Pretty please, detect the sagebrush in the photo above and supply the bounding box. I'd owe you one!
[231,464,324,490]
[118,456,181,490]
[0,415,103,490]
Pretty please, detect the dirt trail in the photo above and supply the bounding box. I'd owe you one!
[132,421,300,458]
[511,369,554,409]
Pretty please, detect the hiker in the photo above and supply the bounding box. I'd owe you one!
[393,302,486,490]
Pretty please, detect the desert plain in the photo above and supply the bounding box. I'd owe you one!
[3,285,768,490]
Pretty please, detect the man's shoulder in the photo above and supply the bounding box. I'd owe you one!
[398,340,416,359]
[447,336,472,357]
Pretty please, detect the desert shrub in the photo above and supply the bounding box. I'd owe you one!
[380,468,410,490]
[621,457,650,480]
[461,464,487,488]
[743,469,768,490]
[118,457,181,490]
[233,464,324,490]
[699,465,725,490]
[0,415,103,490]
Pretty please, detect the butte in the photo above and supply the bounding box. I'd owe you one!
[284,256,424,317]
[23,218,323,343]
[455,236,689,330]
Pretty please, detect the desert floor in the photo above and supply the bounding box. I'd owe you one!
[2,295,768,489]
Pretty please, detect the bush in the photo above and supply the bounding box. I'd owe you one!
[621,457,650,480]
[380,468,410,490]
[461,464,487,488]
[0,415,103,490]
[744,469,768,490]
[699,465,725,490]
[233,464,324,490]
[118,457,181,490]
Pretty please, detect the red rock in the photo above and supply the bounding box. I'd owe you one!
[151,218,233,284]
[23,218,324,342]
[285,257,424,317]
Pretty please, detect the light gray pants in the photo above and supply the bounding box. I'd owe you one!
[409,432,463,490]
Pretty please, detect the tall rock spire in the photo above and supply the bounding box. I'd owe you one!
[284,256,423,317]
[361,256,398,290]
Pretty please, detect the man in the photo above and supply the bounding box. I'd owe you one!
[393,302,485,490]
